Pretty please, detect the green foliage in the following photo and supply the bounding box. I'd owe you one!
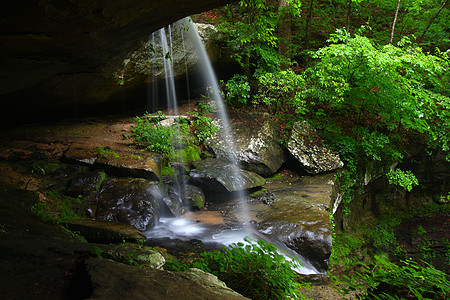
[216,0,301,75]
[386,168,419,192]
[254,69,307,114]
[189,115,219,145]
[330,232,366,267]
[89,245,104,258]
[130,112,191,159]
[31,190,83,224]
[304,31,449,197]
[94,147,120,158]
[223,74,251,106]
[337,256,450,299]
[164,238,304,300]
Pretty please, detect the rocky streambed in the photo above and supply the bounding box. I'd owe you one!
[0,112,347,299]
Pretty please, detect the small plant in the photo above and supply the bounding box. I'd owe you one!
[94,147,120,158]
[337,256,450,299]
[89,245,104,258]
[164,238,304,300]
[387,169,419,192]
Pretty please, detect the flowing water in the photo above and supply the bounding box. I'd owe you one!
[145,18,321,275]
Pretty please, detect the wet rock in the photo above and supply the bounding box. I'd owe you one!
[257,219,332,272]
[102,244,165,269]
[287,121,343,174]
[118,22,225,85]
[65,220,146,244]
[162,186,187,217]
[250,191,278,205]
[63,145,162,180]
[184,185,206,210]
[189,158,265,192]
[97,178,164,231]
[95,151,161,181]
[65,170,104,197]
[247,173,337,272]
[86,258,249,300]
[205,120,286,177]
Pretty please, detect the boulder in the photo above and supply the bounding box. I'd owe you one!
[95,151,162,181]
[97,178,164,231]
[183,185,206,209]
[287,120,343,174]
[189,158,265,192]
[65,170,105,197]
[86,258,249,300]
[162,186,187,217]
[118,22,225,85]
[65,220,146,244]
[205,120,286,177]
[252,173,337,272]
[63,144,162,180]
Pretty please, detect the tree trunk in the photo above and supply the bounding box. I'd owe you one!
[390,0,402,44]
[418,0,448,42]
[304,0,315,49]
[346,0,352,32]
[278,0,291,70]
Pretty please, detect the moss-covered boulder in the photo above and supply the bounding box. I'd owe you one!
[189,158,265,192]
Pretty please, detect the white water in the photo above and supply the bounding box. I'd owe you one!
[145,18,321,275]
[182,17,251,226]
[145,216,319,274]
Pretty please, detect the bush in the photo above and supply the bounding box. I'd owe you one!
[165,238,305,300]
[224,74,251,106]
[254,69,306,114]
[337,256,450,299]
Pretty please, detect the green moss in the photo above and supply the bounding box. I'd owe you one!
[94,171,107,191]
[31,189,84,224]
[192,194,204,209]
[161,166,175,177]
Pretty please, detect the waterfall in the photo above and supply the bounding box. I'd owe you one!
[159,27,178,115]
[182,17,251,227]
[179,28,191,102]
[145,18,320,275]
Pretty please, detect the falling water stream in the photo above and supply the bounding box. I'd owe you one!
[144,18,320,275]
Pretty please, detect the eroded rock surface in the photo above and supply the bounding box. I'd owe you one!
[205,119,286,177]
[189,158,266,192]
[243,172,337,272]
[287,121,343,174]
[86,259,249,300]
[97,178,164,230]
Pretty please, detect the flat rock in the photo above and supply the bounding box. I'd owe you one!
[86,258,249,300]
[189,158,265,192]
[95,151,161,181]
[241,172,337,272]
[63,144,162,180]
[287,121,343,174]
[65,220,146,244]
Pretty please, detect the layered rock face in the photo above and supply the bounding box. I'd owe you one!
[0,0,234,126]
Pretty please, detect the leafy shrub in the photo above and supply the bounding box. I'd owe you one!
[387,169,419,192]
[254,69,306,114]
[190,115,219,144]
[224,74,251,106]
[164,238,304,300]
[130,112,190,158]
[337,256,450,299]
